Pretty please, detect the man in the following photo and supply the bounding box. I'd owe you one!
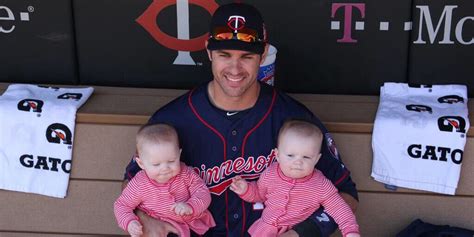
[123,3,358,237]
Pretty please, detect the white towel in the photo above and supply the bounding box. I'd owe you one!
[371,82,469,195]
[0,84,93,198]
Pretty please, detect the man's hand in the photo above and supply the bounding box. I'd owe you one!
[346,233,361,237]
[278,229,299,237]
[136,209,179,237]
[229,176,248,195]
[171,202,193,216]
[127,220,143,237]
[339,192,358,213]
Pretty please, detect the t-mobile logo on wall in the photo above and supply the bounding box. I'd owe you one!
[0,5,34,33]
[331,3,473,45]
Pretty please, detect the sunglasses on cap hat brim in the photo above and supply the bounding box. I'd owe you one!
[209,26,265,43]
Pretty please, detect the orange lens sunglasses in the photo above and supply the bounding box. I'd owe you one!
[211,27,262,43]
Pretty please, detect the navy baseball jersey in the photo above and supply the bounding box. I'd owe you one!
[124,81,358,237]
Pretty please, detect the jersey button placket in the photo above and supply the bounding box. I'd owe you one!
[228,128,239,155]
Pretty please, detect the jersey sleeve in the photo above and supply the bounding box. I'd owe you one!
[123,153,141,181]
[311,116,358,201]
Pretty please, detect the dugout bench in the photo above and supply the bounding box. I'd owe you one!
[0,83,473,236]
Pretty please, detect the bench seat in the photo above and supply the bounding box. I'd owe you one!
[0,84,473,236]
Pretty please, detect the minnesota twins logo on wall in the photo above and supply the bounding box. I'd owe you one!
[438,95,464,104]
[438,116,466,133]
[406,104,432,113]
[58,93,83,100]
[17,99,44,113]
[136,0,219,65]
[46,123,72,145]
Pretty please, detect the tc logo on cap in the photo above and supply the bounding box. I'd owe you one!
[438,116,466,133]
[438,95,464,104]
[227,15,246,32]
[406,104,432,113]
[46,123,72,145]
[58,93,83,100]
[17,99,44,113]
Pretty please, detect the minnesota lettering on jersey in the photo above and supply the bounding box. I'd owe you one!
[193,149,277,195]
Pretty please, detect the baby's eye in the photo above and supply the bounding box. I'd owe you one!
[287,154,294,158]
[153,163,160,166]
[303,156,312,159]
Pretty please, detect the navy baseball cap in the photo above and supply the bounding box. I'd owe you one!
[207,3,267,54]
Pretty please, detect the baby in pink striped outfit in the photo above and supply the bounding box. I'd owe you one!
[230,119,360,237]
[114,124,215,237]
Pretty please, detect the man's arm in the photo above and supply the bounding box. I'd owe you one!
[280,190,359,237]
[339,192,358,213]
[121,179,178,237]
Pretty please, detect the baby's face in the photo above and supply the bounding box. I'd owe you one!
[137,142,181,183]
[276,131,321,179]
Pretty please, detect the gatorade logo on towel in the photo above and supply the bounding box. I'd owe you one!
[406,104,432,113]
[438,95,464,104]
[17,99,44,113]
[58,93,83,100]
[438,116,467,134]
[46,123,73,145]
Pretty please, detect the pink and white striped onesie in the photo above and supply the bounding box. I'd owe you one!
[240,162,359,237]
[114,163,215,237]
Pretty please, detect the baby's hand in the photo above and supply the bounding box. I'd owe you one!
[127,220,143,237]
[172,202,193,216]
[229,176,248,195]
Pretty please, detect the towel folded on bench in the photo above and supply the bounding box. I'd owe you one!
[0,84,93,198]
[371,82,469,195]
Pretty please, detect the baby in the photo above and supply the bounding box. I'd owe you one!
[230,119,360,237]
[114,123,215,237]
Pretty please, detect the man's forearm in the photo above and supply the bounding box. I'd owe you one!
[292,191,358,237]
[339,192,358,213]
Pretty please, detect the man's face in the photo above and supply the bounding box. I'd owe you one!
[207,48,264,98]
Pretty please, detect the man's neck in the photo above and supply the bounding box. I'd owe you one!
[207,81,260,111]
